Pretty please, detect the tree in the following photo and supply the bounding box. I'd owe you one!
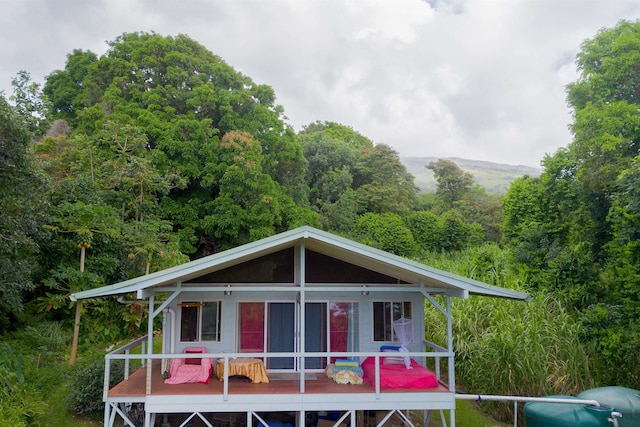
[502,176,544,242]
[300,120,374,150]
[45,201,121,364]
[404,211,440,252]
[437,210,484,252]
[567,20,640,110]
[503,20,640,387]
[299,122,417,228]
[204,131,318,250]
[43,49,97,125]
[353,144,418,214]
[9,70,49,135]
[44,32,310,255]
[299,129,358,205]
[427,159,474,208]
[0,96,49,329]
[354,213,417,257]
[592,156,640,385]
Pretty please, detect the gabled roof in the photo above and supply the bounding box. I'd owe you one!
[70,226,529,301]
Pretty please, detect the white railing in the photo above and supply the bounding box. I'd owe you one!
[103,335,148,400]
[103,341,620,427]
[455,394,622,427]
[102,337,454,401]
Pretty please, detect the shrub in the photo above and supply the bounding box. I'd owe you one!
[12,321,69,365]
[355,212,417,256]
[0,343,45,426]
[66,356,125,416]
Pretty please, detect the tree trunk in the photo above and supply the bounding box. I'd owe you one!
[69,245,86,365]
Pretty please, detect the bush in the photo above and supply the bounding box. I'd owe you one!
[0,343,45,426]
[12,321,69,365]
[66,356,125,416]
[354,212,417,257]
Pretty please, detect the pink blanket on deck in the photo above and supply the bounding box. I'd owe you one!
[361,356,439,389]
[164,348,213,385]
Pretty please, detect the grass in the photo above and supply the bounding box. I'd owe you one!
[411,399,511,427]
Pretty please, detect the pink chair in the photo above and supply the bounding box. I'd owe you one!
[164,347,213,384]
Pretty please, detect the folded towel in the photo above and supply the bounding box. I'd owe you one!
[335,359,359,367]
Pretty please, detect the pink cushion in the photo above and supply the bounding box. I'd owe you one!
[184,348,204,365]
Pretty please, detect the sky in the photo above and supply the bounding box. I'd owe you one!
[1,1,638,168]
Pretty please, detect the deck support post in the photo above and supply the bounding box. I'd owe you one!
[104,401,111,427]
[146,295,155,395]
[446,297,455,427]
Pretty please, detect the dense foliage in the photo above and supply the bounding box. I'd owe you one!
[424,245,593,421]
[0,96,49,327]
[503,20,640,386]
[1,22,640,424]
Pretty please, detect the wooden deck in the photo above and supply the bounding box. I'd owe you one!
[108,361,449,399]
[106,360,455,426]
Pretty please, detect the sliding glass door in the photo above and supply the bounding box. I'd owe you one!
[305,302,327,369]
[238,300,358,371]
[267,302,295,369]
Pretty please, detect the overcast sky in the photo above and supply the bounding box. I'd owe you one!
[1,0,638,167]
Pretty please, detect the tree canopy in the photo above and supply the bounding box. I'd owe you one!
[43,32,314,255]
[503,19,640,386]
[0,95,49,325]
[427,159,474,208]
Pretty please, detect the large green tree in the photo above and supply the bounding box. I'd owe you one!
[299,121,417,231]
[503,20,640,386]
[427,159,474,208]
[0,96,49,329]
[44,32,312,255]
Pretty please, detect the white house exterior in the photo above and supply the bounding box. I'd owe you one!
[71,226,528,427]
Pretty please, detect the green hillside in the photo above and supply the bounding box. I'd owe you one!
[401,157,542,194]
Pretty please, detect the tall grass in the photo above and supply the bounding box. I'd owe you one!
[422,244,593,422]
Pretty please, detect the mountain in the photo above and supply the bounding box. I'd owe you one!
[400,157,542,194]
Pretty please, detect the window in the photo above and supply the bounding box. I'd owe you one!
[373,301,411,342]
[237,301,359,370]
[180,301,221,342]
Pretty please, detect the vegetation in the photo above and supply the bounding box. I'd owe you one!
[502,20,640,386]
[1,20,639,425]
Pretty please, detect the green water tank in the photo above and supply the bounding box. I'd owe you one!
[524,395,613,427]
[579,386,640,427]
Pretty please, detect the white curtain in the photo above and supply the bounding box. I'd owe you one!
[393,317,413,369]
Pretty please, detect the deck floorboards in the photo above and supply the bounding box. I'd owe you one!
[108,361,449,398]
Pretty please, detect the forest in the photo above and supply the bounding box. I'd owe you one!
[1,20,639,426]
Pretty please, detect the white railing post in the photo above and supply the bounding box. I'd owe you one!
[124,348,130,380]
[103,357,111,401]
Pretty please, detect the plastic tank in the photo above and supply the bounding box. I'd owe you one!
[523,395,613,427]
[578,386,640,427]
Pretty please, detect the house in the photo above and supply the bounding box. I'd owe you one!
[70,226,528,427]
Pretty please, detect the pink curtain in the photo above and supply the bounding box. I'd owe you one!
[239,303,264,354]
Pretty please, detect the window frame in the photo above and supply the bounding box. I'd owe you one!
[179,300,222,343]
[372,300,412,342]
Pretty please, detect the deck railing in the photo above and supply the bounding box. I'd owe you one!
[103,337,623,427]
[455,394,621,427]
[102,336,454,400]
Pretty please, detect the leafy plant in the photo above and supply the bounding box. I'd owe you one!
[0,343,45,426]
[66,356,125,416]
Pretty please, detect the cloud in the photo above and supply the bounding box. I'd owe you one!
[1,0,638,167]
